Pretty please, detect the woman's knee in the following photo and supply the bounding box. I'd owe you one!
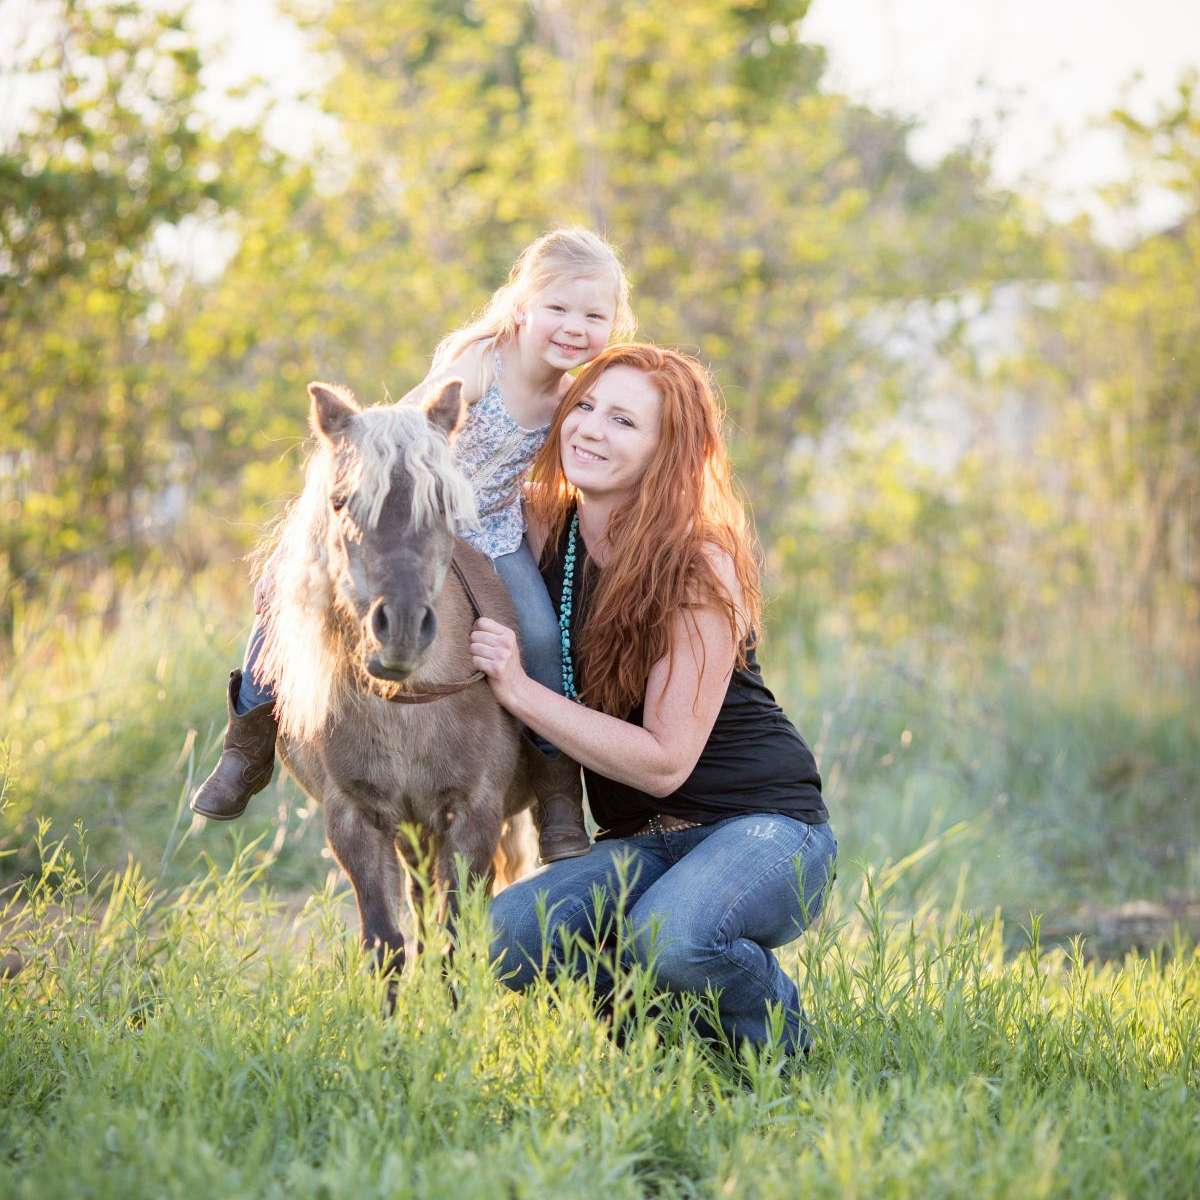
[514,607,561,693]
[630,910,715,993]
[488,886,545,991]
[489,881,595,990]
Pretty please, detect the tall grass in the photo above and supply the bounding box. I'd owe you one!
[1,827,1196,1198]
[773,627,1200,925]
[0,568,326,891]
[2,572,1197,1195]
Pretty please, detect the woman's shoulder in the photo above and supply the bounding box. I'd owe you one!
[683,540,749,640]
[693,541,742,602]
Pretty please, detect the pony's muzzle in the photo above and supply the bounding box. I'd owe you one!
[366,598,438,677]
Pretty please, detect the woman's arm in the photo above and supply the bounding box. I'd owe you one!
[470,547,744,797]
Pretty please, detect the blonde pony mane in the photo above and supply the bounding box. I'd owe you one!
[256,399,478,742]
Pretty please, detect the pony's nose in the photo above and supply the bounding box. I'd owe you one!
[418,605,437,650]
[370,599,394,644]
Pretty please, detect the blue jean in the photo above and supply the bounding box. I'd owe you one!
[490,813,837,1052]
[235,539,564,725]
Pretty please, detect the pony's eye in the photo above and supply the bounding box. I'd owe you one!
[331,493,349,513]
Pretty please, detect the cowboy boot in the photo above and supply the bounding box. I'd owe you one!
[190,670,277,821]
[533,751,591,863]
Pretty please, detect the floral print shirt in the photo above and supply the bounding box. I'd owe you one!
[452,357,550,559]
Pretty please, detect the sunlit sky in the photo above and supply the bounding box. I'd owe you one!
[5,0,1199,237]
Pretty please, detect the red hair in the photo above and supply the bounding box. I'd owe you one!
[528,344,762,717]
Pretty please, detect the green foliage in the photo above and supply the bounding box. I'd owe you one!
[0,0,254,637]
[2,4,1196,680]
[180,0,1031,565]
[989,75,1200,662]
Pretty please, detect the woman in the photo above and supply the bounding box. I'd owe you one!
[469,344,835,1054]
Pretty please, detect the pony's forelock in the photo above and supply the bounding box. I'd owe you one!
[348,405,478,534]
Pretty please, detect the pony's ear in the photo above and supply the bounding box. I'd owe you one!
[308,382,359,442]
[424,379,466,439]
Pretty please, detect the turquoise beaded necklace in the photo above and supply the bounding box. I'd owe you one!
[559,512,582,702]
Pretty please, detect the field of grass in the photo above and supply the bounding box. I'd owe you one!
[2,572,1198,1197]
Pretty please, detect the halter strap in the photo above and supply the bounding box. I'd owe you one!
[384,551,487,705]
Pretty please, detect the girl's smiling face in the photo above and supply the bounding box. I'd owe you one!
[520,274,617,370]
[559,364,662,501]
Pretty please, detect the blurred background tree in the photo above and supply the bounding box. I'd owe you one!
[1,0,1195,673]
[997,75,1200,666]
[0,1,246,635]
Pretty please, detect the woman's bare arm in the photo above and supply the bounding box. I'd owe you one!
[471,546,745,797]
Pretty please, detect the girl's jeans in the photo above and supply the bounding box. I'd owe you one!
[489,814,837,1052]
[236,539,563,738]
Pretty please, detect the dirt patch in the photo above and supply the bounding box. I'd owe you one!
[1043,895,1200,959]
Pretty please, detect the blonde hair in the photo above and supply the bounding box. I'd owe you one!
[431,228,636,383]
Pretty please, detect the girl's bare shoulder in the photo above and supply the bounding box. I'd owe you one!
[437,340,492,407]
[397,340,491,410]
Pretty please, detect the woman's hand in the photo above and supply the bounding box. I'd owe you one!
[470,617,530,708]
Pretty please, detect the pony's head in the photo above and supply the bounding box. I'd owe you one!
[307,379,477,682]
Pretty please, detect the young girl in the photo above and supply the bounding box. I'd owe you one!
[191,228,636,863]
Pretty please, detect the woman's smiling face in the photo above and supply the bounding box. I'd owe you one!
[559,364,662,501]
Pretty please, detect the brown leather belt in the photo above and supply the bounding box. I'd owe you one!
[631,813,705,837]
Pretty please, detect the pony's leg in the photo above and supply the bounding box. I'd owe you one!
[396,826,439,957]
[437,794,504,932]
[323,794,406,991]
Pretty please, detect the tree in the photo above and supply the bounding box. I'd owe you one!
[199,0,1024,572]
[0,0,239,636]
[1006,75,1200,661]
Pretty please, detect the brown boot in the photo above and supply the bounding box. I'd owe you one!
[533,752,591,863]
[190,670,277,821]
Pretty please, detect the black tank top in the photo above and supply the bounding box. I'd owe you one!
[540,516,827,839]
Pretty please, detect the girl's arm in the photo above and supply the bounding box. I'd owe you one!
[397,340,491,409]
[470,547,743,797]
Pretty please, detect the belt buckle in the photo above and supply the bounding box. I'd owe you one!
[647,813,664,837]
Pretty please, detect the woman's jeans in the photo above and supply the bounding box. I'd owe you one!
[235,539,564,726]
[490,814,837,1052]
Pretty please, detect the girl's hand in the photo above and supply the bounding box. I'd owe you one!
[470,618,529,708]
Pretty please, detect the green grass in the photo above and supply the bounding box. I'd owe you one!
[0,568,327,892]
[1,572,1198,1196]
[1,829,1196,1198]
